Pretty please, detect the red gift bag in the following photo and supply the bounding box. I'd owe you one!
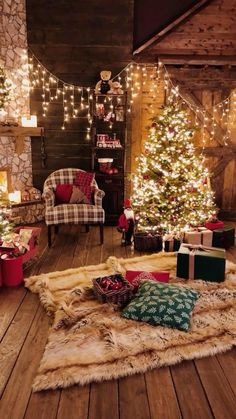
[1,254,23,287]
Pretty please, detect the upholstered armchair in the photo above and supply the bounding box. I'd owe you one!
[43,168,105,247]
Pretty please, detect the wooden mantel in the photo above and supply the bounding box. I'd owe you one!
[0,126,44,154]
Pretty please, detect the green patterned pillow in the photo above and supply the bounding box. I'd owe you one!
[122,280,199,331]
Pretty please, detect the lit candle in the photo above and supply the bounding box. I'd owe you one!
[8,191,21,203]
[21,115,37,127]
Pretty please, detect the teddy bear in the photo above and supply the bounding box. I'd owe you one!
[108,81,124,95]
[117,199,135,246]
[95,70,113,94]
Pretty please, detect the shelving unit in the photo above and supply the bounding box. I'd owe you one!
[91,93,127,225]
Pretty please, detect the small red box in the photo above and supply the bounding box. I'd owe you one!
[205,220,224,231]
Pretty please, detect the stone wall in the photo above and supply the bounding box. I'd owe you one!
[0,0,33,192]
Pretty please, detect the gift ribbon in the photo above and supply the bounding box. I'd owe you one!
[168,239,174,251]
[181,243,221,280]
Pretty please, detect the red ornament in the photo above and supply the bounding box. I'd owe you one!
[151,122,157,128]
[110,282,123,290]
[143,175,149,180]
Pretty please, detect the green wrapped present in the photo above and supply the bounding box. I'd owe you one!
[177,244,225,282]
[164,238,181,252]
[212,227,235,249]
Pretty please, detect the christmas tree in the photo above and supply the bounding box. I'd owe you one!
[0,65,11,112]
[0,205,13,240]
[132,103,217,233]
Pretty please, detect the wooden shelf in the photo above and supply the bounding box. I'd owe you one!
[11,199,44,208]
[0,126,44,137]
[0,126,44,154]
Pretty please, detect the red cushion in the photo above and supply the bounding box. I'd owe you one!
[55,184,73,204]
[74,172,95,201]
[125,270,169,292]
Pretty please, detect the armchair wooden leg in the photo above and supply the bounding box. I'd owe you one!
[99,224,104,244]
[55,225,59,235]
[85,225,89,233]
[48,225,52,247]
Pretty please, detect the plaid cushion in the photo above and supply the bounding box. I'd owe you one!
[74,171,95,201]
[45,203,104,225]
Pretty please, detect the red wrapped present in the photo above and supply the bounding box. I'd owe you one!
[205,220,224,231]
[1,253,23,286]
[125,270,169,292]
[14,227,41,263]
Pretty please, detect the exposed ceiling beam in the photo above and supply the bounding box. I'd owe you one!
[133,0,213,55]
[158,55,236,66]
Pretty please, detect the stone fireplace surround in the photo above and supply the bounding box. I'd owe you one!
[0,0,45,223]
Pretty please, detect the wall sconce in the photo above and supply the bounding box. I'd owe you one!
[8,191,21,204]
[21,115,37,127]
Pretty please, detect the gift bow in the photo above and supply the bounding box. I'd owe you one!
[181,243,221,279]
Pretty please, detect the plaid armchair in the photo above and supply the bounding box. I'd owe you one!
[43,168,105,247]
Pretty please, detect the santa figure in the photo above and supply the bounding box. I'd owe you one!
[117,199,135,245]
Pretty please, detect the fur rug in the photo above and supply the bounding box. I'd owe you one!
[25,252,236,392]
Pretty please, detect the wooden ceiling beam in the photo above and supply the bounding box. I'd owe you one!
[157,55,236,66]
[133,0,213,55]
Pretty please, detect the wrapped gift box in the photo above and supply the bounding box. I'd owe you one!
[205,220,224,230]
[184,229,213,247]
[164,238,181,252]
[212,227,235,249]
[14,226,41,263]
[177,243,225,282]
[125,270,169,291]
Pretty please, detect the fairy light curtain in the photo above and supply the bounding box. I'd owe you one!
[23,50,235,145]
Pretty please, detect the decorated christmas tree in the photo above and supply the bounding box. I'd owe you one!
[0,65,11,112]
[132,103,217,233]
[0,205,13,240]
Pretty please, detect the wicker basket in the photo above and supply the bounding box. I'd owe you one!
[93,274,134,305]
[134,232,163,252]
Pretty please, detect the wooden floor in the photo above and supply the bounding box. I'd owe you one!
[0,223,236,419]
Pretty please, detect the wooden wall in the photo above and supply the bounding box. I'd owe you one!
[141,0,236,60]
[133,0,236,217]
[26,0,134,190]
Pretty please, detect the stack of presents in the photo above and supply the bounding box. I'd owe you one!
[134,217,235,283]
[0,227,41,287]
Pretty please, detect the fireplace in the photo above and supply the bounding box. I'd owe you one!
[0,168,11,200]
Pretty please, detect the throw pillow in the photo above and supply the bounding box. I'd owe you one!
[125,270,169,292]
[74,171,95,202]
[122,280,199,331]
[69,185,90,204]
[55,184,73,204]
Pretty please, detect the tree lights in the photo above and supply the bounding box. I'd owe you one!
[132,103,217,233]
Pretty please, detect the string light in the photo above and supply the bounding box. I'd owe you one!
[25,51,234,146]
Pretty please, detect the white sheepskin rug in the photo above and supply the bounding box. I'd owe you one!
[25,252,236,392]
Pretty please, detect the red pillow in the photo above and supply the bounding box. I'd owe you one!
[55,184,73,204]
[125,270,170,292]
[74,172,95,201]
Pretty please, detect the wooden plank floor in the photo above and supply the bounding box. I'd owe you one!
[0,223,236,419]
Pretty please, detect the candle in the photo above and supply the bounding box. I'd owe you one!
[21,115,37,127]
[8,191,21,204]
